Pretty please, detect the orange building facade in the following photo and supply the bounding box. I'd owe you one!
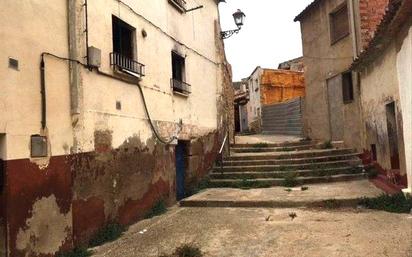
[260,69,305,105]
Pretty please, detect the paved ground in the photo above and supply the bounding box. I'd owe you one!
[180,180,383,208]
[92,207,412,257]
[235,134,302,144]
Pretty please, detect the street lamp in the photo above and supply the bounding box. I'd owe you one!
[221,9,246,39]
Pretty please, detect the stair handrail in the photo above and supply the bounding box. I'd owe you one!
[217,127,230,171]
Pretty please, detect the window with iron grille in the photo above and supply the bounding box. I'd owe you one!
[111,16,145,76]
[330,4,350,44]
[342,71,354,103]
[168,0,187,13]
[171,52,191,95]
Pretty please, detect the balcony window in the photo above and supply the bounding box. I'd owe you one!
[168,0,187,13]
[171,52,191,95]
[111,16,145,76]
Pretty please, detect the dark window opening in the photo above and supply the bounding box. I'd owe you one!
[171,52,191,95]
[112,16,135,59]
[330,4,349,44]
[371,144,377,161]
[342,72,354,103]
[172,52,185,82]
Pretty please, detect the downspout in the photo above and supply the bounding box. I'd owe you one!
[348,0,360,58]
[40,55,46,130]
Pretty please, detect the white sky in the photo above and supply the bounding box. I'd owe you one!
[218,0,314,81]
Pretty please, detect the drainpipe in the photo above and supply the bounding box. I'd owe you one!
[40,55,46,130]
[348,0,360,58]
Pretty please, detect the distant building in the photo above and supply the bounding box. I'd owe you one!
[243,67,264,133]
[278,56,305,72]
[233,81,249,133]
[260,69,305,105]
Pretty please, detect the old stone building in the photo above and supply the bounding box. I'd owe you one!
[351,0,412,194]
[295,0,411,194]
[0,0,232,256]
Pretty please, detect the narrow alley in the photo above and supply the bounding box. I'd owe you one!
[0,0,411,257]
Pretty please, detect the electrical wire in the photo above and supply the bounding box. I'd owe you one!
[136,83,181,145]
[41,52,179,145]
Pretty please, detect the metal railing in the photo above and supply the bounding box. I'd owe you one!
[217,128,231,172]
[110,52,145,76]
[171,79,191,95]
[168,0,187,10]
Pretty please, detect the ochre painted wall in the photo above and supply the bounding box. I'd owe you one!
[260,69,305,105]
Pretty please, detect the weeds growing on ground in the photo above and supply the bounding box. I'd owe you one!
[145,200,168,219]
[89,223,126,247]
[319,141,333,149]
[252,143,269,148]
[56,247,92,257]
[358,193,412,213]
[282,173,299,187]
[160,244,203,257]
[322,199,341,209]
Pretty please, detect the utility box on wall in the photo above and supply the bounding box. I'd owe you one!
[88,46,101,68]
[31,135,48,157]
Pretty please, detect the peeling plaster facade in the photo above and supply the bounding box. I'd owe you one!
[0,0,233,256]
[396,22,412,194]
[295,0,364,149]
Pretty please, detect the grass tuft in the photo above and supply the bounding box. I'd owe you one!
[358,193,412,213]
[145,200,168,219]
[89,223,126,247]
[56,248,92,257]
[319,141,333,149]
[282,173,299,187]
[252,143,269,148]
[160,244,203,257]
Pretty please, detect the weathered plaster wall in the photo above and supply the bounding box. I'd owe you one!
[299,0,363,149]
[359,41,407,181]
[396,23,412,193]
[0,0,229,256]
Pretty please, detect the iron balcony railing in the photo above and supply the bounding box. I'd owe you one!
[171,79,191,95]
[110,52,145,77]
[168,0,187,10]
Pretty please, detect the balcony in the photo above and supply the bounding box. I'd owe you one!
[110,52,145,77]
[168,0,187,13]
[171,79,191,96]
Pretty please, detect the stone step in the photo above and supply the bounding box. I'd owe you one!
[227,149,356,161]
[231,141,311,148]
[231,144,316,153]
[261,126,303,131]
[207,173,368,188]
[217,159,362,172]
[223,153,360,166]
[262,112,302,118]
[262,119,303,125]
[179,180,383,208]
[210,166,365,179]
[262,130,303,136]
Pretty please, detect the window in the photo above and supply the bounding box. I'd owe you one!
[112,16,135,59]
[342,71,354,103]
[168,0,187,13]
[171,52,191,95]
[111,16,145,76]
[330,4,349,44]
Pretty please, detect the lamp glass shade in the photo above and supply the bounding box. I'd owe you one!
[233,9,245,28]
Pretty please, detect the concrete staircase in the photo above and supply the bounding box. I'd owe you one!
[209,140,368,188]
[262,98,303,136]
